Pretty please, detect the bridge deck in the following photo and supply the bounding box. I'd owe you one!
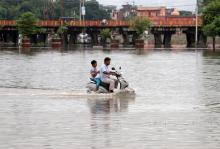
[0,17,202,27]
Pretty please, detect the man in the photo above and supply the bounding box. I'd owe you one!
[100,57,118,92]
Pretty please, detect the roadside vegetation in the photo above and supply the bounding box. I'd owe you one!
[202,0,220,51]
[131,16,152,39]
[17,12,39,37]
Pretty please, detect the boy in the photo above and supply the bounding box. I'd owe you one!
[90,60,101,89]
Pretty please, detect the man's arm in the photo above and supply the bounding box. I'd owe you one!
[103,71,115,76]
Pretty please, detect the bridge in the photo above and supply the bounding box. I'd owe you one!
[0,16,206,48]
[0,17,202,27]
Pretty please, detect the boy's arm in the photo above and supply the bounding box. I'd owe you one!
[90,71,97,78]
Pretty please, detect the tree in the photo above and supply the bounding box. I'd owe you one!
[202,0,220,51]
[100,28,111,44]
[0,0,111,20]
[0,6,7,19]
[85,0,110,20]
[131,16,152,39]
[17,12,38,37]
[198,0,217,13]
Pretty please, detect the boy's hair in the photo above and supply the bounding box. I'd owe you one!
[104,57,111,62]
[91,60,97,65]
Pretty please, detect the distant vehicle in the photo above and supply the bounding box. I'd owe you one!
[59,17,76,21]
[101,19,108,25]
[77,33,91,44]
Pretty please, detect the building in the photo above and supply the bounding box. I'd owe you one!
[103,5,117,20]
[136,6,180,18]
[136,7,166,17]
[114,4,136,20]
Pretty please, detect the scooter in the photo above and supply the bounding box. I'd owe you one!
[86,67,134,94]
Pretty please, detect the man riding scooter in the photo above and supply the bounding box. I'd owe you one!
[100,57,118,93]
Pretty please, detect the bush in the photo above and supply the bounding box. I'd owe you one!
[131,16,152,38]
[100,28,111,43]
[17,12,38,36]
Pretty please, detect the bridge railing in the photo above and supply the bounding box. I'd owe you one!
[0,20,16,26]
[150,17,203,27]
[0,17,203,27]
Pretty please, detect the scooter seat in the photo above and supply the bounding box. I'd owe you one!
[100,81,110,90]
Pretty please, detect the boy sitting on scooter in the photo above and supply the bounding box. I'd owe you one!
[90,60,101,89]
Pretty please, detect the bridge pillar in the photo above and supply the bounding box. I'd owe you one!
[122,32,130,45]
[30,34,38,44]
[90,31,99,45]
[62,33,68,46]
[154,33,163,48]
[69,33,77,45]
[12,31,18,45]
[131,33,138,45]
[2,31,9,43]
[198,31,207,48]
[0,32,3,42]
[186,32,195,48]
[163,31,175,48]
[163,33,172,48]
[37,34,47,46]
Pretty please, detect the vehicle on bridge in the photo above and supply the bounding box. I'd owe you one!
[77,32,91,44]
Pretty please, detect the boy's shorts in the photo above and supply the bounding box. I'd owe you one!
[90,78,101,88]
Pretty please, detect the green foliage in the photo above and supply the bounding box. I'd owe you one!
[202,0,220,50]
[199,0,215,13]
[131,16,152,38]
[0,0,111,20]
[100,28,111,42]
[203,0,220,36]
[203,16,220,37]
[85,1,110,20]
[17,12,38,36]
[57,25,68,35]
[203,0,220,24]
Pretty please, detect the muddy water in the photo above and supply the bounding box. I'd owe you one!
[0,48,220,149]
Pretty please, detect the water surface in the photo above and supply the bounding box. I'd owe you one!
[0,48,220,149]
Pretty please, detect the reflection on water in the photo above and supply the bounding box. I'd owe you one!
[88,97,135,114]
[0,48,220,148]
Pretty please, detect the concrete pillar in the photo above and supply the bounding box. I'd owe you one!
[154,33,163,48]
[131,33,138,45]
[12,31,18,45]
[69,33,77,45]
[122,32,129,45]
[163,32,172,48]
[62,33,68,46]
[0,32,3,42]
[36,34,47,46]
[90,32,99,45]
[186,33,195,48]
[30,34,37,44]
[198,32,207,48]
[3,32,8,42]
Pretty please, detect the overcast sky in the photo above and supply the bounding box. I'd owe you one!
[97,0,196,11]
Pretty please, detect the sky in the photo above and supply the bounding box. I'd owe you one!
[97,0,197,11]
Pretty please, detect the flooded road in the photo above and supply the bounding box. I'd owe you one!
[0,48,220,149]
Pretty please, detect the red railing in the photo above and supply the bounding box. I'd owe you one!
[0,17,203,27]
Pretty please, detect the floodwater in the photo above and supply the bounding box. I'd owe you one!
[0,47,220,149]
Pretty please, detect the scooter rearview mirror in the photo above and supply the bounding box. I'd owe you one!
[112,67,116,70]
